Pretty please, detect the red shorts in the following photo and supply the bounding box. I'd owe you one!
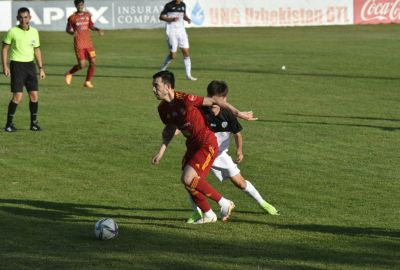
[182,140,219,179]
[75,47,96,61]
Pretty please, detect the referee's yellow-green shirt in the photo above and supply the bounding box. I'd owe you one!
[3,26,40,62]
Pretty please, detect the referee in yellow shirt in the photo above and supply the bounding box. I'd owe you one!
[2,7,46,132]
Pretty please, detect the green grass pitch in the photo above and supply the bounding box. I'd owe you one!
[0,25,399,270]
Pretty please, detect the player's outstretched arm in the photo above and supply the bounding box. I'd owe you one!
[152,144,167,165]
[151,125,179,165]
[202,97,258,121]
[234,132,244,163]
[90,26,104,36]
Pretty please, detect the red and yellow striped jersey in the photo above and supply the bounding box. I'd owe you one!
[158,91,215,146]
[66,11,94,50]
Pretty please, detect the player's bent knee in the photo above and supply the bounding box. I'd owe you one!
[181,175,198,187]
[231,176,247,189]
[181,176,192,186]
[182,50,190,57]
[12,93,23,103]
[12,97,22,104]
[181,166,199,186]
[29,96,39,102]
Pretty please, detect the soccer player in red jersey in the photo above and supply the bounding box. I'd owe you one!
[151,70,257,224]
[64,0,104,88]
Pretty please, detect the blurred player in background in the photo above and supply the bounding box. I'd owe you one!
[2,7,46,132]
[65,0,104,88]
[151,70,257,224]
[159,0,197,81]
[187,81,280,223]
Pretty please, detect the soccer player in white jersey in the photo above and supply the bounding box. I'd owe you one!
[159,0,197,81]
[186,80,280,223]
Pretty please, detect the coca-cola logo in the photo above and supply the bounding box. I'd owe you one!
[361,0,400,21]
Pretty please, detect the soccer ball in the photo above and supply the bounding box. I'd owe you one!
[94,218,118,240]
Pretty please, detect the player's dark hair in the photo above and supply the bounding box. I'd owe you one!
[153,70,175,89]
[17,7,30,16]
[207,80,229,97]
[74,0,84,6]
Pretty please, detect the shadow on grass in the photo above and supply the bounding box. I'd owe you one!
[45,63,157,71]
[267,223,400,239]
[0,199,190,222]
[45,72,149,80]
[0,197,209,222]
[0,199,398,270]
[194,67,400,81]
[0,199,267,226]
[45,63,400,81]
[257,119,400,132]
[284,113,400,123]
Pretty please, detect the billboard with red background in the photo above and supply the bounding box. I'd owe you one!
[354,0,400,24]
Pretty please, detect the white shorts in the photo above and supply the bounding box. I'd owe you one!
[210,151,240,182]
[166,31,189,52]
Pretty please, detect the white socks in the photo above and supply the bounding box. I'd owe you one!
[243,180,264,204]
[184,56,192,77]
[160,54,172,71]
[161,55,195,79]
[204,209,216,219]
[218,197,231,207]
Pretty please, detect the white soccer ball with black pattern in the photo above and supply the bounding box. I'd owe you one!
[94,218,118,240]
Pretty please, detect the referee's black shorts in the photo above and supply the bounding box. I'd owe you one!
[10,61,39,92]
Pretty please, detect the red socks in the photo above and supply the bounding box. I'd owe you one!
[86,63,96,82]
[68,65,80,75]
[188,190,210,212]
[189,176,222,202]
[68,63,95,82]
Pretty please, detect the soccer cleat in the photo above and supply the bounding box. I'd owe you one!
[30,121,41,132]
[220,200,235,222]
[64,73,73,85]
[4,124,17,132]
[186,75,198,81]
[186,210,203,224]
[192,212,217,225]
[84,81,94,88]
[260,201,280,215]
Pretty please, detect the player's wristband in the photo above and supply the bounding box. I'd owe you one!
[38,66,44,69]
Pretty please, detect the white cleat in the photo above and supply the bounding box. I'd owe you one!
[220,201,235,222]
[186,75,198,81]
[64,73,73,85]
[192,212,217,224]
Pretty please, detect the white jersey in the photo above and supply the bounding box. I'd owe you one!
[160,1,187,35]
[203,106,243,155]
[215,131,231,154]
[202,107,243,181]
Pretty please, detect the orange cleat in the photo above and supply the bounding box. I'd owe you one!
[84,81,94,88]
[64,73,73,85]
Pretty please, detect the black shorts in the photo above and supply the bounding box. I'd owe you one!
[10,61,39,92]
